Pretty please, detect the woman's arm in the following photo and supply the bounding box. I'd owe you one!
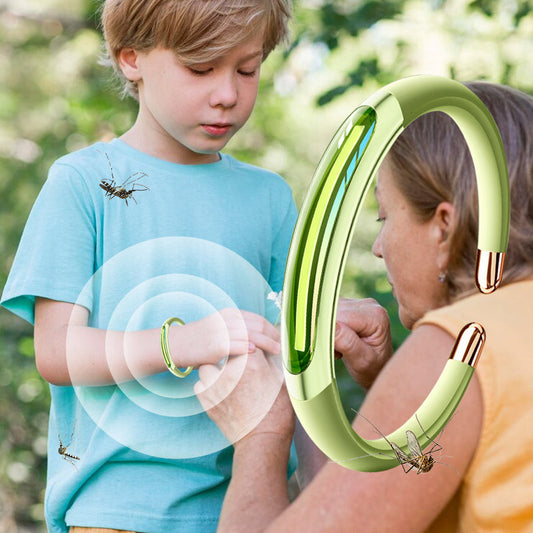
[34,297,281,386]
[206,324,482,533]
[194,350,294,529]
[221,431,293,530]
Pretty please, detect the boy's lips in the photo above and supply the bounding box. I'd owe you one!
[201,123,232,136]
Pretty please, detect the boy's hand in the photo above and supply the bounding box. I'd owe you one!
[171,308,281,368]
[334,298,392,389]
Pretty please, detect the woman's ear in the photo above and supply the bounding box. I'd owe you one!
[432,201,456,271]
[117,48,143,82]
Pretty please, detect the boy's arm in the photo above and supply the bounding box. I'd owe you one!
[34,297,281,386]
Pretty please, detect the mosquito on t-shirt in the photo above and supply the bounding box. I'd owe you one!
[97,150,150,206]
[57,420,80,470]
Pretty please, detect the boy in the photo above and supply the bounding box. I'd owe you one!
[1,1,295,531]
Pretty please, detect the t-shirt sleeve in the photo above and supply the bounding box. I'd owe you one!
[1,162,96,324]
[269,185,298,294]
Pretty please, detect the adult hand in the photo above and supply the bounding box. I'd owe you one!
[194,351,295,448]
[334,298,393,389]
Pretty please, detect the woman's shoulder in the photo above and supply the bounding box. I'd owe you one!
[415,278,533,332]
[473,278,531,309]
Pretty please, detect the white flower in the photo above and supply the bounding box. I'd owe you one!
[267,291,282,310]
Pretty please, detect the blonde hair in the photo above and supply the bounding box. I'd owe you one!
[100,0,291,98]
[387,82,533,300]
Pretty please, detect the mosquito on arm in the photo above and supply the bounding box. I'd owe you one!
[333,409,458,475]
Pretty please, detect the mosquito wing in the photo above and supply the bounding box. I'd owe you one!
[406,430,424,458]
[389,440,412,465]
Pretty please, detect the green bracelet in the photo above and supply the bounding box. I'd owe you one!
[281,75,510,471]
[160,317,194,378]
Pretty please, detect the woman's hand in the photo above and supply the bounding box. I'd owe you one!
[198,352,295,533]
[194,297,392,446]
[194,350,295,448]
[334,298,393,389]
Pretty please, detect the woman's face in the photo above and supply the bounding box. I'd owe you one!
[372,163,450,329]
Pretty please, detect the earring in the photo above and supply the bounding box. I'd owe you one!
[438,272,447,283]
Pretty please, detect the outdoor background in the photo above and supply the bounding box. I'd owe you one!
[1,0,532,529]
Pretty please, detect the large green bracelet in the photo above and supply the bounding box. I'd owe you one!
[281,75,510,471]
[160,317,194,378]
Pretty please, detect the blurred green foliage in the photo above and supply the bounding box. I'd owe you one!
[1,0,533,529]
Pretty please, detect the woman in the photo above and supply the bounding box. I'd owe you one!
[195,81,533,532]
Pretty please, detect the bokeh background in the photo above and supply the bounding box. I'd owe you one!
[1,0,532,529]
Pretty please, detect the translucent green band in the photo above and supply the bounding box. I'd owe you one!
[282,75,510,471]
[160,317,194,378]
[289,360,473,471]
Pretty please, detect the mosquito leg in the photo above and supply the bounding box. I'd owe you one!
[66,428,74,448]
[396,461,410,474]
[104,152,115,181]
[415,414,444,452]
[404,463,416,474]
[427,441,443,454]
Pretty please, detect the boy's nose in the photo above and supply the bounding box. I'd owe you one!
[210,75,238,108]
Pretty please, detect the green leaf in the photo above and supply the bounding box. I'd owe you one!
[18,337,35,358]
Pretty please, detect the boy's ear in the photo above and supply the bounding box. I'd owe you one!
[117,48,143,82]
[432,201,456,271]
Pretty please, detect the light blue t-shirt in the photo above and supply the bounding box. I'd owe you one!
[1,139,298,533]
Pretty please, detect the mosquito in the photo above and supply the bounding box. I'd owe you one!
[98,150,149,206]
[58,425,80,470]
[345,409,457,475]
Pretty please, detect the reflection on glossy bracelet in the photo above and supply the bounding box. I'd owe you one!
[160,317,194,378]
[282,75,510,472]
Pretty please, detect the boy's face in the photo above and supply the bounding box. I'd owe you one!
[121,35,264,165]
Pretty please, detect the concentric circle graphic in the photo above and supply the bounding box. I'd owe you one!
[67,236,282,459]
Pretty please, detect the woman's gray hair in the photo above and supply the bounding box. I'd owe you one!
[386,81,533,299]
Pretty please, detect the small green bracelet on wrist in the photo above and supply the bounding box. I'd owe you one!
[160,317,194,378]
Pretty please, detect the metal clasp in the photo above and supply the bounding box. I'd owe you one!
[449,322,486,368]
[476,250,505,294]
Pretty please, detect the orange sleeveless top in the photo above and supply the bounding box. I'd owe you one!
[415,279,533,531]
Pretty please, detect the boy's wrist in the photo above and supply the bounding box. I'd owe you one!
[165,317,216,369]
[161,317,194,377]
[166,319,194,368]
